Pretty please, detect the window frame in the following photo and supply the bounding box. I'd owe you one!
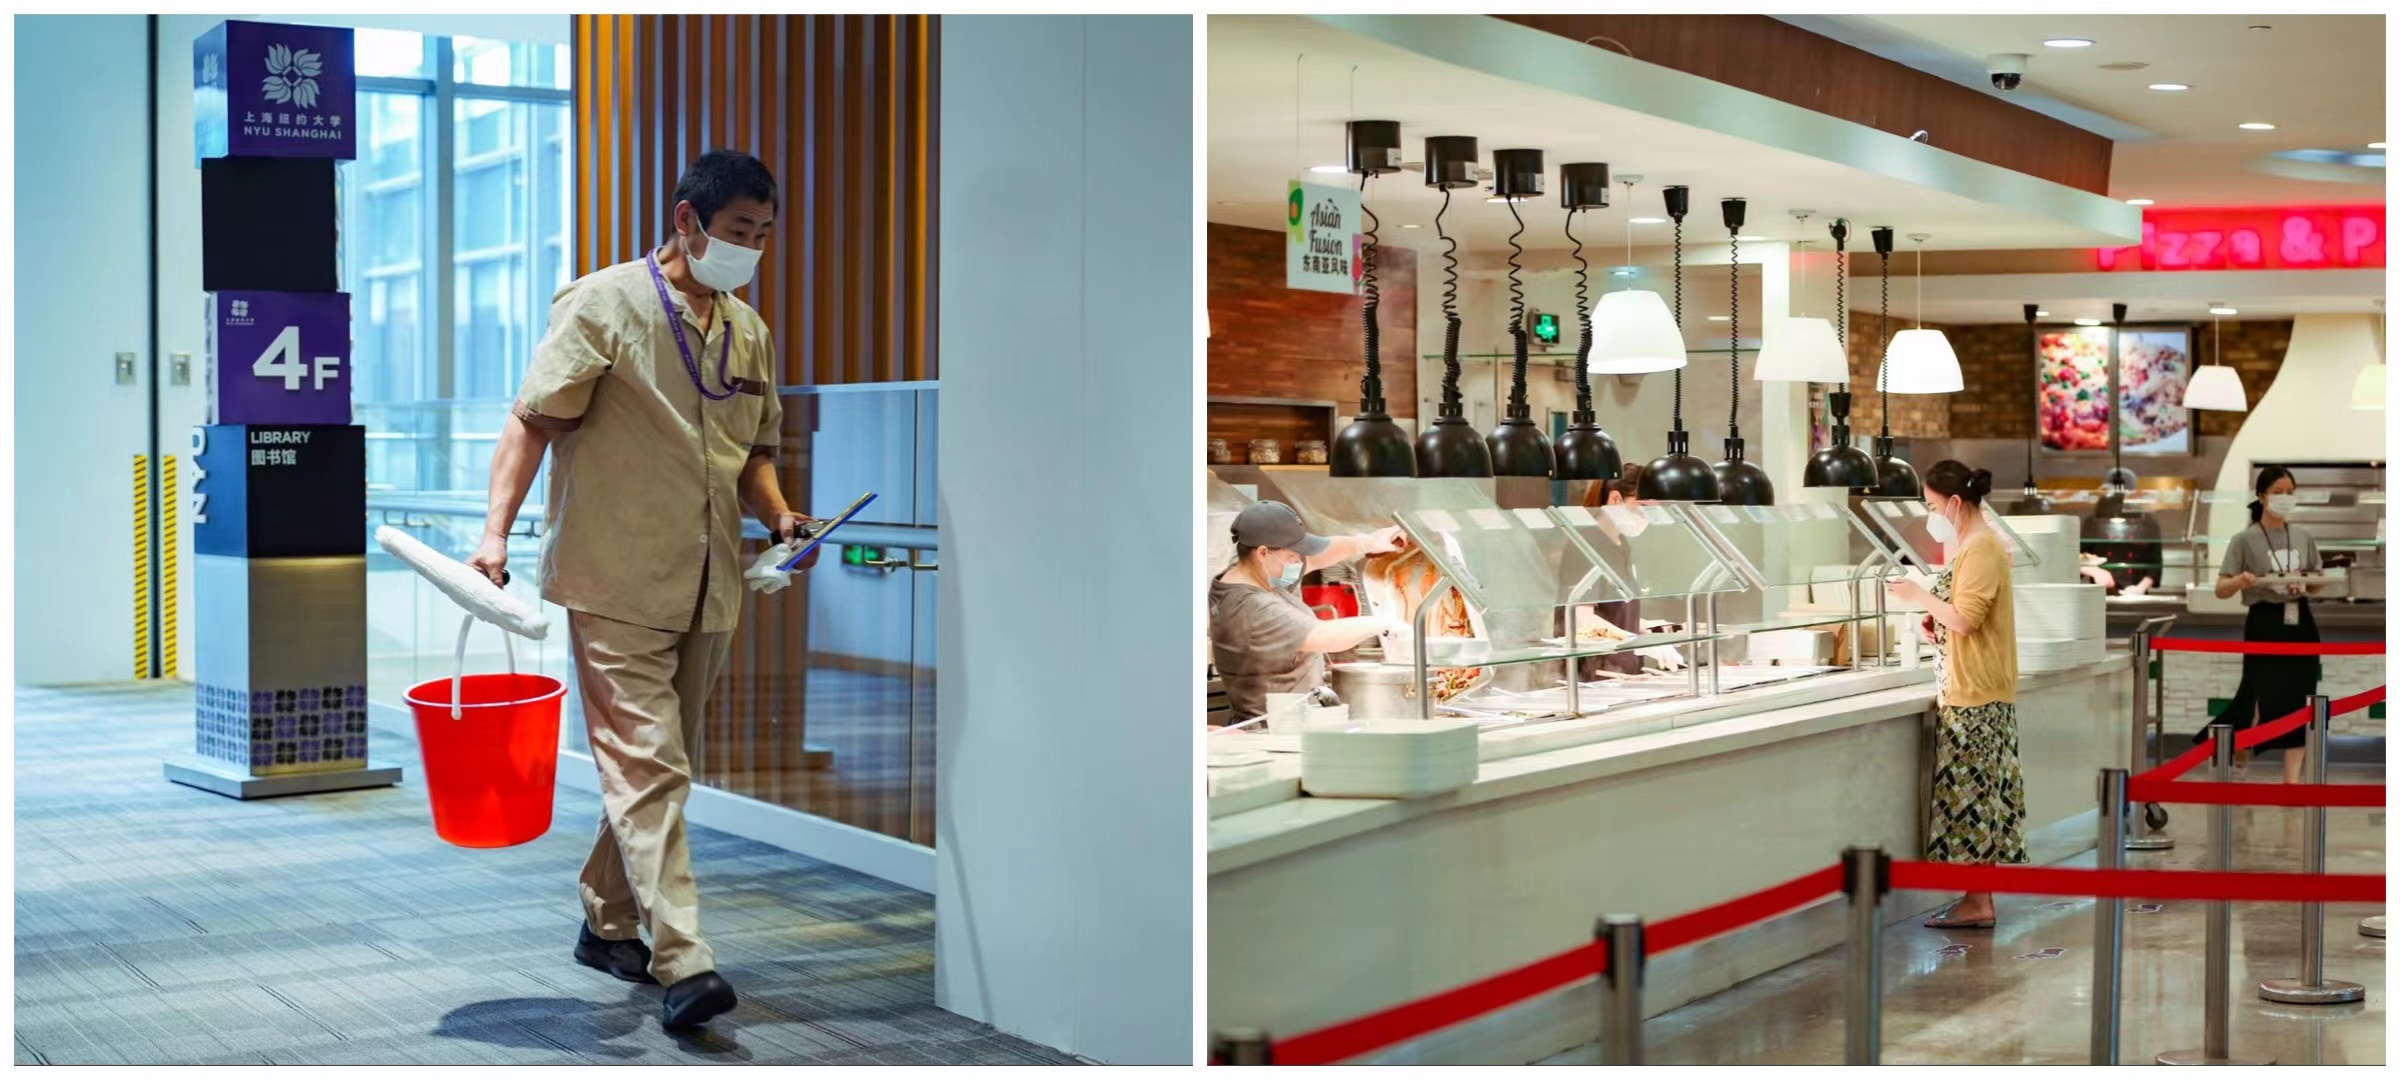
[356,34,571,490]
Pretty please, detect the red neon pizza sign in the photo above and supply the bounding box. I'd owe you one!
[2097,207,2384,272]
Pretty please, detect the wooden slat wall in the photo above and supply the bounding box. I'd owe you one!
[573,15,939,844]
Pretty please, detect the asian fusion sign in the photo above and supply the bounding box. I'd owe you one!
[2097,207,2383,272]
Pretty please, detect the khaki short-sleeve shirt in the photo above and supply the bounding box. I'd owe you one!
[513,255,783,634]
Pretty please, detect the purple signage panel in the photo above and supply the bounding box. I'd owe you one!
[194,20,356,165]
[208,292,353,425]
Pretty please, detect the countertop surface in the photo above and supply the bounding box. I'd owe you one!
[1207,653,2132,876]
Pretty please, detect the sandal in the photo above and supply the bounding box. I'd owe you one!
[1923,904,1995,930]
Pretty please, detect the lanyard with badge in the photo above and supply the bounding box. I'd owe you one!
[646,253,738,400]
[2268,525,2302,626]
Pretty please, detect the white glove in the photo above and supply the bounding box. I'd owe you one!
[746,543,797,594]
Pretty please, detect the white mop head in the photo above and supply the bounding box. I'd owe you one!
[375,525,551,641]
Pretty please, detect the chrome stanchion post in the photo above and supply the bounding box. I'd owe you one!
[2091,768,2127,1065]
[1597,914,1645,1065]
[2158,734,2273,1065]
[1843,845,1888,1066]
[1211,1029,1272,1065]
[2127,627,2173,851]
[2259,695,2367,1005]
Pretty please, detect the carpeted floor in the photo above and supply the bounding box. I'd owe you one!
[12,683,1077,1066]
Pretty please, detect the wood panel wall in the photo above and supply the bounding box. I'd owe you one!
[573,15,938,844]
[573,14,938,385]
[1497,14,2114,195]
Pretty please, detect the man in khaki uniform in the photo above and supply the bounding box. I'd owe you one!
[469,149,813,1031]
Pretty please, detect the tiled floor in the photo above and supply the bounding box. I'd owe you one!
[13,683,1076,1066]
[1546,761,2386,1066]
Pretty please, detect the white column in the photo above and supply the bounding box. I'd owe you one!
[934,15,1194,1065]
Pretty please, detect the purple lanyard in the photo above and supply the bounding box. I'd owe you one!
[646,254,737,400]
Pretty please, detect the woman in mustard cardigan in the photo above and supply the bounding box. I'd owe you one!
[1886,461,2025,930]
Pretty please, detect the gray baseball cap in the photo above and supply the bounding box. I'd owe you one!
[1231,501,1329,557]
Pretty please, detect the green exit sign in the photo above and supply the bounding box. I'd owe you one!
[1530,310,1561,347]
[844,544,884,567]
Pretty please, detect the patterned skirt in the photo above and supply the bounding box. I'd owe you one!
[1926,700,2029,866]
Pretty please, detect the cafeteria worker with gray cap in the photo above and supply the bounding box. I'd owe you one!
[1210,502,1409,721]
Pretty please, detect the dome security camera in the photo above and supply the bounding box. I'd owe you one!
[1987,53,2028,92]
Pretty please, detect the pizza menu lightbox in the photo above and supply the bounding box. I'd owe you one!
[2097,207,2384,272]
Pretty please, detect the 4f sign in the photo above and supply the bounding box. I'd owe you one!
[208,291,352,425]
[1286,180,1361,295]
[252,325,342,390]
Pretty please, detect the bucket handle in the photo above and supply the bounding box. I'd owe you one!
[450,612,520,721]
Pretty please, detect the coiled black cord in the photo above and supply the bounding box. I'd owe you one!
[1438,188,1462,407]
[1359,174,1380,399]
[1878,247,1891,437]
[1506,195,1528,412]
[1728,231,1740,437]
[1567,208,1592,414]
[1671,214,1685,426]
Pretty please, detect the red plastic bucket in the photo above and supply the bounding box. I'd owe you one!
[405,672,567,848]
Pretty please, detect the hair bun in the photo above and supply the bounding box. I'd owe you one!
[1967,469,1993,498]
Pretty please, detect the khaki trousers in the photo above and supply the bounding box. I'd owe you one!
[569,599,730,986]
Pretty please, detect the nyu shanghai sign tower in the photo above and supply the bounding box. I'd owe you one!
[166,20,401,798]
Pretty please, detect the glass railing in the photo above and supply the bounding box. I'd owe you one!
[364,382,938,848]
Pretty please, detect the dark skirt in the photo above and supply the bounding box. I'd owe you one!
[2202,599,2320,752]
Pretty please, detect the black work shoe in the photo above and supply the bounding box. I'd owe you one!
[662,971,739,1030]
[574,924,658,984]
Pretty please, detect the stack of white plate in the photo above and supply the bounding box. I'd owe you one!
[2015,582,2105,672]
[1300,721,1479,799]
[2003,515,2082,587]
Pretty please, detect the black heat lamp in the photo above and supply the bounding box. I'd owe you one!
[1712,197,1774,505]
[1553,161,1622,482]
[2002,302,2055,514]
[1413,135,1493,478]
[1804,218,1879,490]
[1328,120,1416,478]
[1639,185,1722,502]
[1485,148,1554,477]
[1867,226,1922,498]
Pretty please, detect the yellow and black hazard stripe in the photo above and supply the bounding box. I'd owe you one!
[161,454,179,680]
[133,455,152,680]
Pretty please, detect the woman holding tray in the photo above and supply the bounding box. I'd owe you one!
[2209,465,2326,784]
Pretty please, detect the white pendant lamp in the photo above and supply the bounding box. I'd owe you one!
[2182,305,2249,412]
[1756,211,1847,382]
[2355,302,2387,411]
[1589,175,1687,374]
[1880,233,1963,393]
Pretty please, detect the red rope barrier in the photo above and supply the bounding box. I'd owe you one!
[1890,861,2386,905]
[2133,686,2385,784]
[1268,864,1846,1065]
[1645,865,1844,958]
[2149,637,2384,656]
[1270,942,1608,1065]
[2123,779,2389,808]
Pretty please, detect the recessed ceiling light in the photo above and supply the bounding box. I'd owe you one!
[1706,315,1732,322]
[1400,223,1421,229]
[2126,198,2155,206]
[2373,142,2388,150]
[2147,82,2190,92]
[2043,37,2094,48]
[2239,122,2278,131]
[2036,310,2051,317]
[1308,164,1347,174]
[1628,217,1666,225]
[2210,306,2239,316]
[1610,267,1639,278]
[2074,317,2103,327]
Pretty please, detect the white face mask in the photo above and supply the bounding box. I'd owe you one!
[681,225,763,292]
[2265,493,2299,519]
[1925,502,1958,544]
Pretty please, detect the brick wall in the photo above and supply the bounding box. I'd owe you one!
[1207,222,1419,418]
[1838,316,2301,444]
[1844,309,1949,437]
